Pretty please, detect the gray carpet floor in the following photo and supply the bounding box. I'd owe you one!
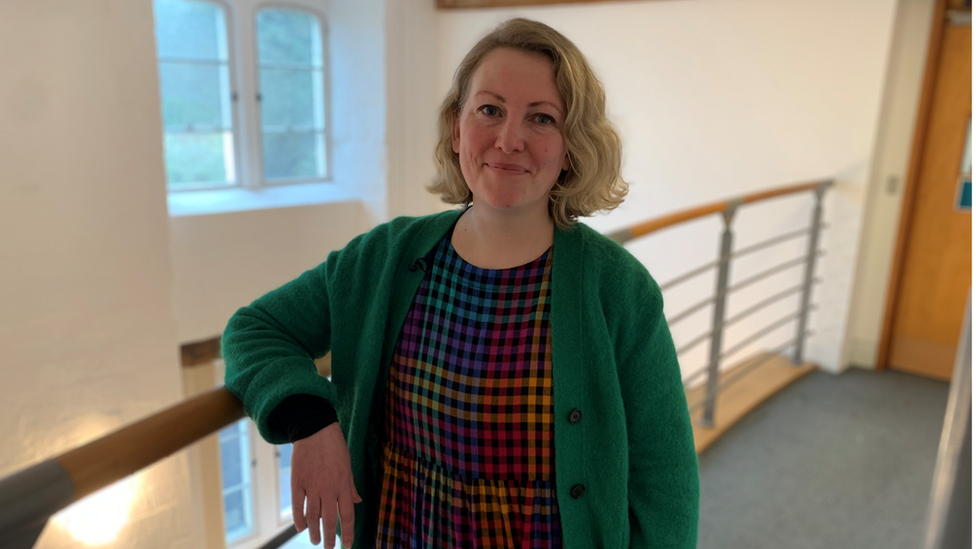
[697,367,951,549]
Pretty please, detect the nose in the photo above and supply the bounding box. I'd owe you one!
[495,117,525,154]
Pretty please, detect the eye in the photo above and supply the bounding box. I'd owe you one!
[478,105,501,116]
[534,113,556,125]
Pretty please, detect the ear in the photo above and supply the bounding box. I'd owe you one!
[562,153,570,172]
[452,117,461,154]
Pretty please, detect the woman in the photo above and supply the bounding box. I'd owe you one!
[223,18,698,549]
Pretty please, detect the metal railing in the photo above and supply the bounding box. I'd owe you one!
[0,179,832,548]
[921,290,971,549]
[610,179,832,426]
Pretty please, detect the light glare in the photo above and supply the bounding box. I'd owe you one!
[53,475,138,545]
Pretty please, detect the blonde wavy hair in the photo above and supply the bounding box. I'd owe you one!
[429,18,627,229]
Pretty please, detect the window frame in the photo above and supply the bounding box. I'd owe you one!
[156,0,333,196]
[250,3,333,188]
[274,443,295,527]
[218,417,261,546]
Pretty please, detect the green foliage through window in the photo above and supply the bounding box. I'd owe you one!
[257,8,327,182]
[153,0,235,190]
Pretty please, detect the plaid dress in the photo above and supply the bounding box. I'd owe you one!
[375,237,562,549]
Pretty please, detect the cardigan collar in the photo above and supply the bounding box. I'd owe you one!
[402,208,584,271]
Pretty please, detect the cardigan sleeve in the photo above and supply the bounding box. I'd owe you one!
[222,252,340,445]
[267,394,338,442]
[616,277,700,549]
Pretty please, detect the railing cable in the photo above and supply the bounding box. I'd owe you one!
[719,310,807,361]
[675,283,818,356]
[667,252,823,326]
[659,225,825,291]
[687,334,811,413]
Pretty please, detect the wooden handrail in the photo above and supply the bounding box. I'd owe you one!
[608,179,831,243]
[56,387,244,502]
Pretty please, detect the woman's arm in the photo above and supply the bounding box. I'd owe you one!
[616,280,699,549]
[222,256,338,444]
[222,253,363,547]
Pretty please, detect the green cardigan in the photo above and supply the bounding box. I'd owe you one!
[222,209,699,549]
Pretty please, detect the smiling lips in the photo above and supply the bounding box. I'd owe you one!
[486,162,529,175]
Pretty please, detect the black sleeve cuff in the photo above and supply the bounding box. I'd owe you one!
[267,394,338,443]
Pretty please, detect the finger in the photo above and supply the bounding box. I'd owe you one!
[323,499,338,549]
[306,496,322,546]
[293,488,307,532]
[352,483,363,504]
[338,489,356,549]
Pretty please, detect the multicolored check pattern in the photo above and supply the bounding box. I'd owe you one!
[375,238,562,548]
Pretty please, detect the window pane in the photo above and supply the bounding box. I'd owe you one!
[262,132,325,180]
[154,0,235,191]
[259,68,319,129]
[163,132,234,188]
[159,62,229,128]
[223,490,247,533]
[219,420,254,543]
[256,9,318,66]
[256,8,326,182]
[219,438,243,487]
[278,444,294,517]
[153,0,228,61]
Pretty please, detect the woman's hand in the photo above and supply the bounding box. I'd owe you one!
[291,423,363,548]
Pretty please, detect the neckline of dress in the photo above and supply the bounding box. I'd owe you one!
[441,237,552,273]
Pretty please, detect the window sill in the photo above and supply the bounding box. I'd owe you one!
[167,182,357,217]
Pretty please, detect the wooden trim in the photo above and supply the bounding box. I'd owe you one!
[56,387,245,502]
[438,0,644,9]
[625,179,829,241]
[181,336,222,367]
[876,0,948,371]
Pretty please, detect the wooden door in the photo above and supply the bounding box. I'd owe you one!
[885,12,971,381]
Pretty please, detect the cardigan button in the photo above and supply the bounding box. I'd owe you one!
[569,408,582,424]
[571,484,586,499]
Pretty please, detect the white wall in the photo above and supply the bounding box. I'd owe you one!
[0,1,198,548]
[328,0,389,221]
[437,0,900,373]
[386,0,443,220]
[170,202,371,343]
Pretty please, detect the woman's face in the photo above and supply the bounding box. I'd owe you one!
[453,48,569,219]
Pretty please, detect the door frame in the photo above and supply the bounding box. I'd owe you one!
[876,0,970,371]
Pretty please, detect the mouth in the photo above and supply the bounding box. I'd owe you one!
[485,162,529,175]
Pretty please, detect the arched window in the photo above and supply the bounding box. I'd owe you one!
[152,1,330,197]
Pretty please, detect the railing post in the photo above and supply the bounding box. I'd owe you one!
[701,201,740,427]
[793,182,829,364]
